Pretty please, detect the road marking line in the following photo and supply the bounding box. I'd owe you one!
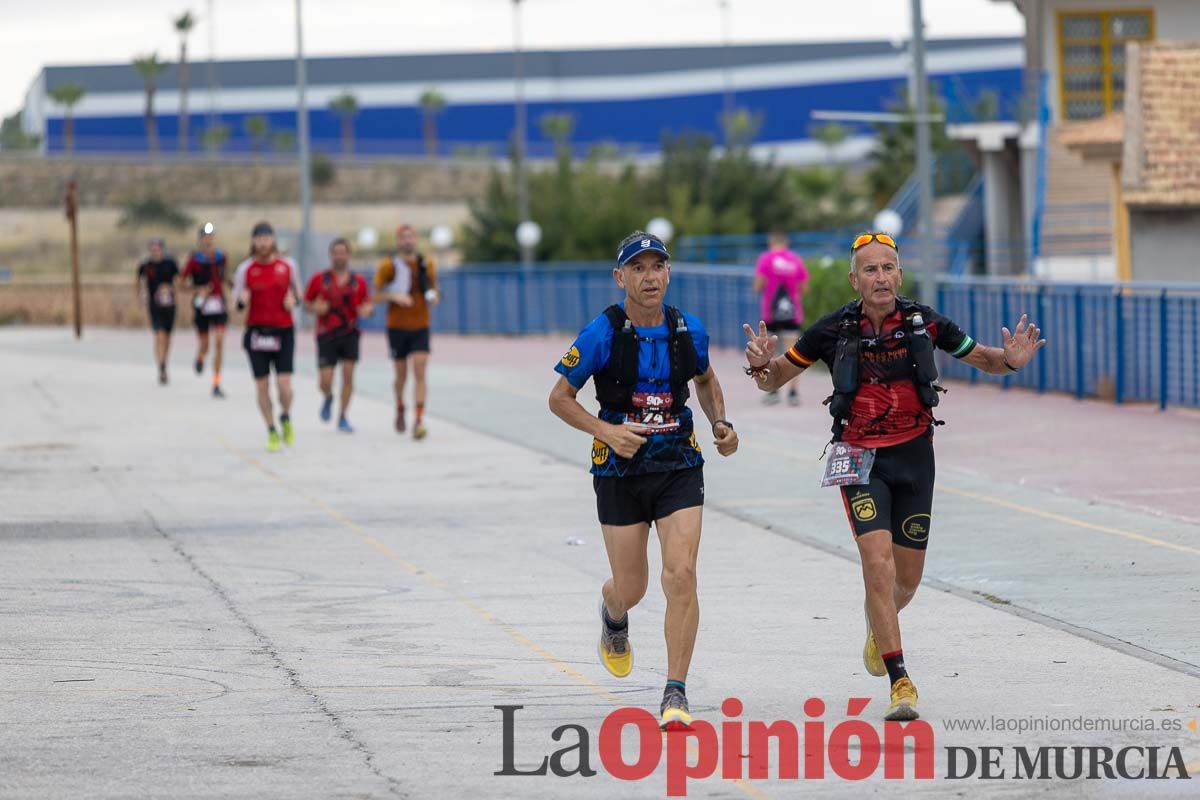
[212,433,772,800]
[745,436,1200,557]
[939,486,1200,556]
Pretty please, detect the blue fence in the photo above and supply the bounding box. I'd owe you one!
[356,264,1200,410]
[937,278,1200,409]
[359,262,759,350]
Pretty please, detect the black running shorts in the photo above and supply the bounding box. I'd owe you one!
[149,306,176,332]
[840,434,935,550]
[317,330,360,368]
[593,466,704,527]
[387,327,430,360]
[244,326,295,379]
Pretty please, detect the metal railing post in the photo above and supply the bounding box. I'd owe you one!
[1073,289,1085,400]
[1113,288,1124,404]
[1159,289,1169,410]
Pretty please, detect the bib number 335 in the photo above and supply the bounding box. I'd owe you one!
[821,442,876,487]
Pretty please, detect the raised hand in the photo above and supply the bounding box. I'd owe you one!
[742,320,778,368]
[1001,314,1046,368]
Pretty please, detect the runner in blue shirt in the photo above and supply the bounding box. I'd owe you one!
[549,230,739,731]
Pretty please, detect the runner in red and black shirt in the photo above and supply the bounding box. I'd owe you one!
[741,231,1046,723]
[136,237,180,386]
[233,221,302,452]
[303,238,373,433]
[182,222,230,397]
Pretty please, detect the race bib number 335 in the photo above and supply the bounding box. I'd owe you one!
[821,443,876,487]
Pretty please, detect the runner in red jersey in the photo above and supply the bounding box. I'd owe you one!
[232,221,301,452]
[182,222,230,398]
[303,238,373,433]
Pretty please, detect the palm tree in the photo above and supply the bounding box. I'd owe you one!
[48,83,86,154]
[537,112,576,159]
[327,91,358,156]
[271,131,296,154]
[243,115,270,161]
[133,53,168,153]
[173,11,197,152]
[419,88,446,158]
[201,122,230,154]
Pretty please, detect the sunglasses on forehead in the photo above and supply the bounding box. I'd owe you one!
[851,233,899,253]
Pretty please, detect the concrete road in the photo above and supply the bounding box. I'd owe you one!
[2,326,1198,799]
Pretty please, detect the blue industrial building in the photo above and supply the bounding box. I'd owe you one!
[21,39,1022,160]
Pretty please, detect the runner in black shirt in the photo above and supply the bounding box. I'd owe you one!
[136,238,181,385]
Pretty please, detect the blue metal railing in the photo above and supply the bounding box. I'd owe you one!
[431,263,760,349]
[355,264,1200,411]
[1029,71,1051,264]
[937,277,1200,410]
[945,172,985,276]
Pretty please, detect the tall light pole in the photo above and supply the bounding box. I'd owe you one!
[910,0,935,297]
[206,0,217,133]
[512,0,532,268]
[294,0,313,287]
[718,0,735,137]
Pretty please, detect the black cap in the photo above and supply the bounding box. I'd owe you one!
[199,221,215,236]
[251,221,274,237]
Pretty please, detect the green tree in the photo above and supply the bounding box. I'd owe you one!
[200,122,230,154]
[538,112,576,158]
[720,108,764,149]
[865,86,956,207]
[327,90,358,156]
[133,53,168,153]
[173,11,197,152]
[47,83,86,153]
[1,112,41,151]
[419,88,446,158]
[271,131,296,154]
[243,114,270,160]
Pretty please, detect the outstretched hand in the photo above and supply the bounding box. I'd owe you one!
[742,320,778,368]
[1001,314,1046,368]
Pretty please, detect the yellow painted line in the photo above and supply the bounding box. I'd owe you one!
[0,684,591,696]
[939,485,1200,556]
[746,436,1200,557]
[212,433,618,702]
[212,433,772,800]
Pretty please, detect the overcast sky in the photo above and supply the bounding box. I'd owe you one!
[1,0,1023,118]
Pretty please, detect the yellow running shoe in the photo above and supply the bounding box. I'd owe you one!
[660,691,693,731]
[266,429,281,453]
[597,600,633,678]
[863,630,887,677]
[885,677,919,721]
[281,417,295,446]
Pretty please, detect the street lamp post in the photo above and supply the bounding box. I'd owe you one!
[910,0,934,298]
[206,0,217,136]
[294,0,313,292]
[718,0,735,138]
[512,0,532,269]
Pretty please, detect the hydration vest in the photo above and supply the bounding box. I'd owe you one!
[594,304,697,415]
[320,269,359,334]
[826,297,944,440]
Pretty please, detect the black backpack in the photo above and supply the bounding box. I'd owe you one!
[593,305,698,414]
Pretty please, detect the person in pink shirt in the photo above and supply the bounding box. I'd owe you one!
[753,232,809,405]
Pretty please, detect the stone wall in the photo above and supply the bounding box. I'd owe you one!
[0,157,494,208]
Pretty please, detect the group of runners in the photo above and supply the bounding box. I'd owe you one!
[550,229,1045,729]
[135,221,439,450]
[140,221,1048,729]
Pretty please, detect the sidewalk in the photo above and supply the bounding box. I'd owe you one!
[1,327,1197,798]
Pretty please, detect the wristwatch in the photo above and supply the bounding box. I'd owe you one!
[712,419,734,436]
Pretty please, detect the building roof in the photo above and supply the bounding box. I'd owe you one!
[1123,42,1200,209]
[1058,113,1124,161]
[39,37,1022,94]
